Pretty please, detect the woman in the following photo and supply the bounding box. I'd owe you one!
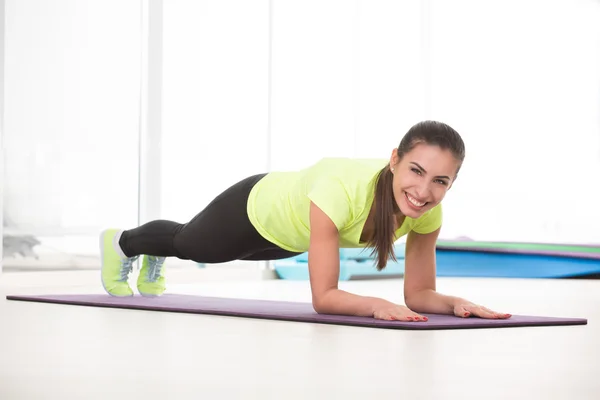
[100,120,511,322]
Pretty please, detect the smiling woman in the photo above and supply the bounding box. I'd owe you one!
[98,120,511,323]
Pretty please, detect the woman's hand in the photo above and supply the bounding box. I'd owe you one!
[373,304,429,322]
[453,300,511,319]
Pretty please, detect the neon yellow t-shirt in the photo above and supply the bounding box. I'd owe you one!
[246,157,442,253]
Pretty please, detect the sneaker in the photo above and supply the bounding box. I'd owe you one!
[99,228,138,297]
[137,255,166,297]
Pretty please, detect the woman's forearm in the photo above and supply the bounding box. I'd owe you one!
[405,289,463,314]
[313,289,394,317]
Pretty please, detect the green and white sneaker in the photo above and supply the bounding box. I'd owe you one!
[137,255,166,297]
[100,228,138,297]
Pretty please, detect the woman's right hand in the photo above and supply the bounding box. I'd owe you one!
[373,303,428,322]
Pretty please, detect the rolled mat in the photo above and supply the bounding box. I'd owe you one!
[6,294,587,330]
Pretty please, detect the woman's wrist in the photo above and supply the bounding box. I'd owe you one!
[406,289,460,314]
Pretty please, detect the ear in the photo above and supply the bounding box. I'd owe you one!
[389,148,400,170]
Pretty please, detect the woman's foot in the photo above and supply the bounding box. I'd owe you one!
[137,255,166,297]
[99,229,138,296]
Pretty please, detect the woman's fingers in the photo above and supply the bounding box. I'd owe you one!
[374,306,429,322]
[377,311,427,322]
[454,305,472,318]
[392,312,428,322]
[461,304,512,319]
[456,304,494,318]
[472,306,497,318]
[484,307,512,319]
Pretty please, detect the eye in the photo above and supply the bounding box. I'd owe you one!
[434,179,448,186]
[411,168,422,175]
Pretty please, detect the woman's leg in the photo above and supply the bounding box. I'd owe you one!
[241,248,301,261]
[118,173,300,263]
[101,173,300,297]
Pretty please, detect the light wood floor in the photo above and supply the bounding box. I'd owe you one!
[0,268,598,400]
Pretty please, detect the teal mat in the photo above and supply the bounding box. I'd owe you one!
[274,244,406,281]
[274,258,405,281]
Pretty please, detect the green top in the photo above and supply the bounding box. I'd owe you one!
[247,157,442,253]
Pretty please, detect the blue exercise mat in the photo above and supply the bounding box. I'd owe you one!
[274,247,600,280]
[435,250,600,278]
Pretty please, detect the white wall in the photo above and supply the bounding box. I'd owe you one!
[426,0,600,244]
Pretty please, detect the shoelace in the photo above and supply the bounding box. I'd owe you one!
[119,255,139,281]
[147,256,165,282]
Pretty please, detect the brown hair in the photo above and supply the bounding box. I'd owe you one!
[367,120,466,271]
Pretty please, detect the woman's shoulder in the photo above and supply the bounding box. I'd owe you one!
[303,157,386,205]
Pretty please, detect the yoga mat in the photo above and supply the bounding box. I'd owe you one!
[6,294,587,330]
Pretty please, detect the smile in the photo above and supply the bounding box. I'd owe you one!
[405,192,427,208]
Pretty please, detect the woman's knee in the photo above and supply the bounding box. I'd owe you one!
[172,233,237,263]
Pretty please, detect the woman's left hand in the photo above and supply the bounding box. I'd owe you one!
[453,300,511,319]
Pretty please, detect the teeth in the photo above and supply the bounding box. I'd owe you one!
[406,193,426,207]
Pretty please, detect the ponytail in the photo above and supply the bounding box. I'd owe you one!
[367,166,398,271]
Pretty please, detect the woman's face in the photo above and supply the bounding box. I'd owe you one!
[390,143,461,219]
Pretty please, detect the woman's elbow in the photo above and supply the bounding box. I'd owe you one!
[404,289,432,311]
[312,297,326,314]
[311,293,332,314]
[404,296,420,312]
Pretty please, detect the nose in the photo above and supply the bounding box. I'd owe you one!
[415,182,432,200]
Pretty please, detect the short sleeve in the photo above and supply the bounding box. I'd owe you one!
[412,203,443,234]
[307,178,352,231]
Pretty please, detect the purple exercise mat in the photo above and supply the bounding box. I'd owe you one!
[6,294,587,330]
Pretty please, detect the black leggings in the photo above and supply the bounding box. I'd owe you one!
[118,173,302,263]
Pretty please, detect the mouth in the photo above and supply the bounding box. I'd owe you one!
[404,192,428,210]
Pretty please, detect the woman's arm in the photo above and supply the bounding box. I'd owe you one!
[403,227,463,314]
[307,201,394,316]
[403,228,511,319]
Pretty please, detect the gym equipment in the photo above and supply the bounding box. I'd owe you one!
[274,244,405,280]
[6,294,587,330]
[436,239,600,259]
[274,258,405,280]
